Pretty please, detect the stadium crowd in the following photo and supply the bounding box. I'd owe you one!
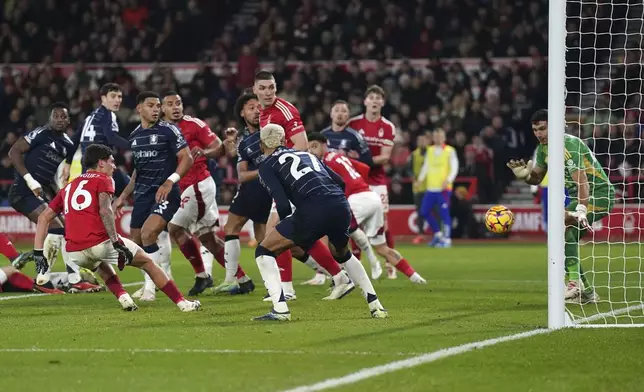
[0,0,641,206]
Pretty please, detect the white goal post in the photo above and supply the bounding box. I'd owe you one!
[549,0,644,328]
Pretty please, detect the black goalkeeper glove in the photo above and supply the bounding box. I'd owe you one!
[33,249,49,275]
[113,238,134,271]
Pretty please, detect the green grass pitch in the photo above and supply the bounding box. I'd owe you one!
[1,244,643,392]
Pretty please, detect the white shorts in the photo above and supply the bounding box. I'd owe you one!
[170,176,219,233]
[369,184,389,213]
[349,191,386,246]
[66,237,141,270]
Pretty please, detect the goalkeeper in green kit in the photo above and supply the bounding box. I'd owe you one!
[507,109,615,304]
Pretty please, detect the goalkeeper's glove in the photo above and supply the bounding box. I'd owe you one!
[113,238,134,271]
[572,204,592,231]
[506,159,534,181]
[33,249,49,275]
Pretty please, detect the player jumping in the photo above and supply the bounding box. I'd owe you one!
[162,91,254,295]
[214,92,268,294]
[113,92,194,302]
[8,102,101,293]
[34,144,200,311]
[309,133,427,284]
[254,124,387,320]
[507,109,614,304]
[348,85,397,279]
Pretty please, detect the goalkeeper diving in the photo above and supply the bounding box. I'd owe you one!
[507,109,615,304]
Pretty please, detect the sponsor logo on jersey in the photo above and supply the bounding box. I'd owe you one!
[133,150,159,158]
[150,134,158,145]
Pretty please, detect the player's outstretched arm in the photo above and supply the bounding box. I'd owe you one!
[507,159,545,185]
[9,136,42,197]
[571,169,590,207]
[195,138,223,159]
[66,129,82,164]
[113,170,136,212]
[236,160,259,183]
[34,207,57,250]
[156,147,193,203]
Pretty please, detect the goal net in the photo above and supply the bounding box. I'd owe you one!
[561,0,644,327]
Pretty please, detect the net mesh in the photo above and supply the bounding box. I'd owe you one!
[565,0,644,325]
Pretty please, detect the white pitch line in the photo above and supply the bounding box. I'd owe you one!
[0,281,143,301]
[573,303,644,325]
[0,347,416,357]
[281,328,552,392]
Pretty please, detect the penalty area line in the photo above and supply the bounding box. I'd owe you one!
[0,281,144,301]
[281,328,552,392]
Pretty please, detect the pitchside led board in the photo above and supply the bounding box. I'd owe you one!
[0,205,641,242]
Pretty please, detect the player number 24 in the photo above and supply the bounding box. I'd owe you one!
[63,180,92,213]
[279,152,321,181]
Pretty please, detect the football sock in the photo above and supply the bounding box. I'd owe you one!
[276,249,292,283]
[438,202,452,239]
[295,253,325,273]
[62,238,82,285]
[350,229,380,270]
[350,238,362,260]
[105,275,127,298]
[385,230,395,248]
[143,244,160,292]
[160,281,185,304]
[179,236,207,277]
[343,255,378,303]
[200,245,214,276]
[256,252,289,313]
[7,271,34,291]
[308,240,342,276]
[565,229,593,292]
[214,247,247,281]
[394,258,416,278]
[0,233,20,260]
[224,235,241,282]
[158,231,173,279]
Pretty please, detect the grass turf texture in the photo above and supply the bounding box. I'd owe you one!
[1,244,643,392]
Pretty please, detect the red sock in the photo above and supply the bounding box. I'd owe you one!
[105,275,127,298]
[350,239,362,260]
[308,240,342,276]
[7,272,34,291]
[214,248,247,279]
[394,258,416,278]
[179,237,205,274]
[276,249,292,282]
[0,233,20,261]
[161,281,185,304]
[385,230,395,248]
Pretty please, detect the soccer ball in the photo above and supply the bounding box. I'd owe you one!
[484,205,515,234]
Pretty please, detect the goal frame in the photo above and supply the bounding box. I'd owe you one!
[548,0,644,329]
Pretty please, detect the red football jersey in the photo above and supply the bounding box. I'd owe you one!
[259,97,304,148]
[49,171,115,252]
[347,114,396,185]
[177,115,217,192]
[323,152,370,197]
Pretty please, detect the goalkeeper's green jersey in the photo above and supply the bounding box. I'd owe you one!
[534,134,614,199]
